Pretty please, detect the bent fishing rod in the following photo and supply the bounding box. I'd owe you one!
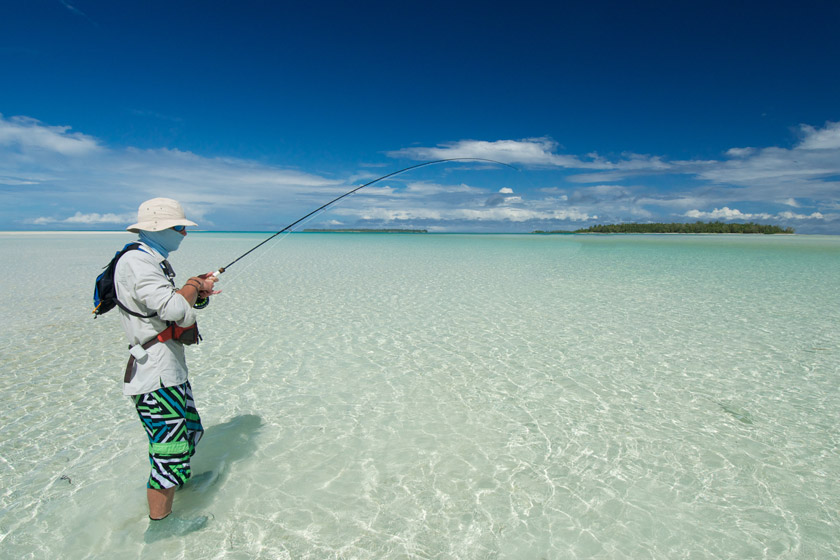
[207,158,515,279]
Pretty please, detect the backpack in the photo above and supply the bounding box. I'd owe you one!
[92,243,157,318]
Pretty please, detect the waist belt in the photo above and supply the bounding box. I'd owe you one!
[123,323,200,383]
[124,337,162,383]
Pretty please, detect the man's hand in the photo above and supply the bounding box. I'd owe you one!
[178,273,221,306]
[196,272,222,298]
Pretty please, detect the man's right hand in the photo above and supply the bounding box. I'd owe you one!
[196,272,221,298]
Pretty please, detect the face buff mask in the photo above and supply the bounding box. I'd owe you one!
[139,229,184,258]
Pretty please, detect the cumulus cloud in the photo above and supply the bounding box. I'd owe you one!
[0,114,343,229]
[725,147,757,158]
[404,181,480,195]
[0,114,101,155]
[326,175,596,228]
[559,121,840,209]
[545,121,840,231]
[777,211,826,220]
[28,212,135,225]
[5,113,840,232]
[388,137,611,168]
[6,114,595,231]
[684,207,828,221]
[697,121,840,186]
[797,121,840,150]
[389,138,681,177]
[685,207,772,220]
[346,205,595,223]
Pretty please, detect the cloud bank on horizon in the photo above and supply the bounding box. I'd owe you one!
[1,114,838,233]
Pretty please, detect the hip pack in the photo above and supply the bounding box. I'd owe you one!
[124,322,201,383]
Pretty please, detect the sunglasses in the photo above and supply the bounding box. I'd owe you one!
[172,225,186,232]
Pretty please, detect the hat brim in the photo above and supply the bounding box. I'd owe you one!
[127,218,198,233]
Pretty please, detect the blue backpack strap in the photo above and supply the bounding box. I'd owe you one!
[111,243,157,319]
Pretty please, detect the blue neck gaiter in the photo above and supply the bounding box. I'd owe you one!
[139,229,184,259]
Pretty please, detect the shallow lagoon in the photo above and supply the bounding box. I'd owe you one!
[1,232,839,558]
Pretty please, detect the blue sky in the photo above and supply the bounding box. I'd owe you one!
[1,1,839,233]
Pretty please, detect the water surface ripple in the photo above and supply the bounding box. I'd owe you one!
[1,233,838,558]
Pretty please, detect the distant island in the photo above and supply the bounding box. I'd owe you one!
[534,221,795,234]
[303,228,428,233]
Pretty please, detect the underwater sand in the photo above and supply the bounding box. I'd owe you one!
[1,232,839,558]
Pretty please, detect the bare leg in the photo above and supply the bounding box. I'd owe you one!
[143,486,208,543]
[148,487,176,520]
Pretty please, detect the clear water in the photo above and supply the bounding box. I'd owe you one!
[1,232,839,559]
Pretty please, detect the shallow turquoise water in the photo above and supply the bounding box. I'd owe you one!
[1,232,839,558]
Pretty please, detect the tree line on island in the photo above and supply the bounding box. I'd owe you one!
[534,221,794,234]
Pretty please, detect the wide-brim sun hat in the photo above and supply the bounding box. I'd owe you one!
[127,197,198,232]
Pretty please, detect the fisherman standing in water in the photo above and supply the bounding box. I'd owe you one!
[113,198,219,540]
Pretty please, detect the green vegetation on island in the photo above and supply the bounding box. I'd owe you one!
[534,221,794,234]
[303,228,428,233]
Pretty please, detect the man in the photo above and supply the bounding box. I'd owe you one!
[115,198,219,538]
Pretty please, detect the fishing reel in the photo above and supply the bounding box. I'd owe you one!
[193,269,221,310]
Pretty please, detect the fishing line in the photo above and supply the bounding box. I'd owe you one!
[207,158,516,280]
[219,209,326,285]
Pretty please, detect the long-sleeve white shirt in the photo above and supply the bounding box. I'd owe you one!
[114,242,197,396]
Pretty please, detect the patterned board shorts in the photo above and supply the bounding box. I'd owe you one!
[133,381,204,489]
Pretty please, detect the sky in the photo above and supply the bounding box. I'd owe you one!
[1,0,839,233]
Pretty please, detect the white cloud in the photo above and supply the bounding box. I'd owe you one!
[777,211,825,220]
[28,212,135,225]
[65,212,133,224]
[684,207,830,221]
[5,113,840,233]
[388,137,610,168]
[561,121,840,211]
[697,122,840,187]
[349,205,595,223]
[404,181,480,195]
[725,147,757,158]
[389,137,683,178]
[0,114,101,155]
[797,121,840,150]
[0,114,343,229]
[0,176,38,185]
[559,121,840,231]
[685,207,772,220]
[565,171,627,183]
[456,207,594,222]
[327,179,596,226]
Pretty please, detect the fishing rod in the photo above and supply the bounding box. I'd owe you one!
[206,158,515,279]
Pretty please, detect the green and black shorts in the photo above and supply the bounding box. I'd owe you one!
[133,381,204,489]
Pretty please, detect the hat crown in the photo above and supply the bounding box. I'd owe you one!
[138,198,186,221]
[127,198,197,232]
